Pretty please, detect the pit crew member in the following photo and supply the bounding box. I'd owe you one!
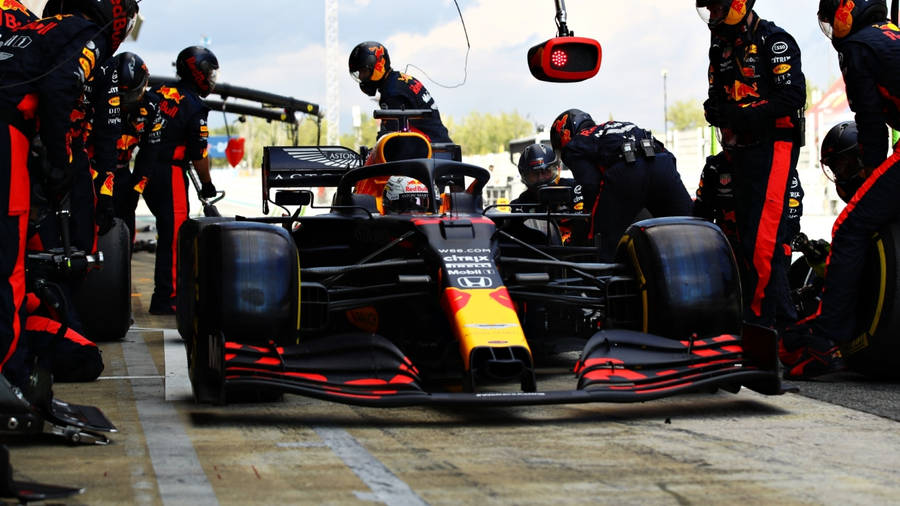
[511,143,586,246]
[550,109,692,260]
[786,0,900,379]
[697,0,807,329]
[135,46,218,315]
[349,41,452,144]
[1,0,137,385]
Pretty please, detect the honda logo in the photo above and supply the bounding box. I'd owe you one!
[458,276,493,289]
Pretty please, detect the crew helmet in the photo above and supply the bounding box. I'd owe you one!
[115,52,149,107]
[349,41,391,96]
[517,143,561,190]
[820,121,860,181]
[43,0,139,53]
[176,46,219,97]
[550,108,595,151]
[696,0,756,27]
[817,0,888,39]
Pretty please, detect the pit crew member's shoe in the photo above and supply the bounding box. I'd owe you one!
[779,325,847,380]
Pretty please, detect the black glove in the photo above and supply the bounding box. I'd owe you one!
[44,166,73,202]
[705,98,741,127]
[704,98,723,126]
[95,194,115,236]
[200,180,217,199]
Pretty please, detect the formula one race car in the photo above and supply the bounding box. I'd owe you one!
[175,112,783,406]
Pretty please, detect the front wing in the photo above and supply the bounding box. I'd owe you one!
[208,326,783,406]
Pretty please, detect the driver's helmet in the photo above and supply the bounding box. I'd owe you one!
[696,0,755,28]
[349,41,391,96]
[383,176,430,213]
[115,52,150,109]
[817,0,887,40]
[43,0,139,53]
[518,143,561,190]
[820,121,860,181]
[176,46,219,97]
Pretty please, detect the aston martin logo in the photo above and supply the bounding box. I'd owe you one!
[283,147,361,168]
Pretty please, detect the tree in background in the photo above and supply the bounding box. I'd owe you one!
[339,115,379,150]
[209,109,537,167]
[668,98,706,131]
[445,111,534,155]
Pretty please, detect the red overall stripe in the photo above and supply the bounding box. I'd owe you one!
[24,315,96,347]
[750,141,792,317]
[0,213,27,370]
[7,125,29,214]
[169,166,188,299]
[1,124,31,371]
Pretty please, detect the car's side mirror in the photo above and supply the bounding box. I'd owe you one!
[275,189,313,207]
[538,185,573,207]
[527,36,602,83]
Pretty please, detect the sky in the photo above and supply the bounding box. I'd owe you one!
[28,0,842,136]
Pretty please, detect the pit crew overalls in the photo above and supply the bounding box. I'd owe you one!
[377,70,452,144]
[706,16,806,327]
[134,82,210,312]
[115,90,160,243]
[30,56,118,254]
[693,150,803,327]
[3,292,103,387]
[803,22,900,345]
[0,13,109,382]
[86,57,123,231]
[560,121,693,260]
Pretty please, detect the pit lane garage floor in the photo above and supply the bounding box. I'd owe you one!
[4,249,900,505]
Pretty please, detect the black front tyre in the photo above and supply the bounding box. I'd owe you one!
[616,217,743,340]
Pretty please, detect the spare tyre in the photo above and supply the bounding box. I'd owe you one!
[74,218,131,341]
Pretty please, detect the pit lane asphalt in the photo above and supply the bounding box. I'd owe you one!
[3,250,899,506]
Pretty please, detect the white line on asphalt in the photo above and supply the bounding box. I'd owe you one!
[276,441,328,448]
[123,330,218,506]
[97,375,164,380]
[130,327,193,401]
[314,427,428,506]
[151,326,423,504]
[163,329,192,401]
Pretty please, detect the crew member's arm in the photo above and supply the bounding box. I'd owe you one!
[186,108,215,197]
[704,36,729,126]
[193,156,212,184]
[842,42,889,172]
[39,33,108,197]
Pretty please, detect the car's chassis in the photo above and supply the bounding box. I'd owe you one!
[175,149,783,406]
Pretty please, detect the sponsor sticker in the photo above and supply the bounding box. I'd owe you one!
[773,64,791,75]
